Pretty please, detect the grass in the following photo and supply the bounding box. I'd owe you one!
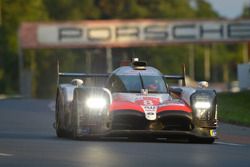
[218,91,250,126]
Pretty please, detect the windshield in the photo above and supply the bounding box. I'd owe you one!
[109,74,167,93]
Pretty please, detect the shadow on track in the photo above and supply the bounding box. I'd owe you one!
[0,132,57,140]
[0,131,215,145]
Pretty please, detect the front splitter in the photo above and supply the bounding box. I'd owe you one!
[75,129,217,140]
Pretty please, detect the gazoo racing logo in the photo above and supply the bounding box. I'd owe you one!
[142,105,157,121]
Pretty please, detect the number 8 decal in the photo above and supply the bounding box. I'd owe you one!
[143,100,153,106]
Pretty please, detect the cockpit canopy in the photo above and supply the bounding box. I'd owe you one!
[107,74,167,93]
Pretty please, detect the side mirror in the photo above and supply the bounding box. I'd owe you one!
[198,81,209,88]
[71,79,84,87]
[169,87,182,96]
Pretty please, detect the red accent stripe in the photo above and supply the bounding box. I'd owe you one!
[110,101,144,112]
[110,101,192,113]
[157,105,192,113]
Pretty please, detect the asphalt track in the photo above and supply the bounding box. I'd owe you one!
[0,99,250,167]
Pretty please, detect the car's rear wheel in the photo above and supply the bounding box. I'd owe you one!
[55,90,66,138]
[56,115,66,138]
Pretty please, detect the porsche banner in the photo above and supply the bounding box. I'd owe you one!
[19,19,250,48]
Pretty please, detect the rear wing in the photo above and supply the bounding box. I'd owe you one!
[163,64,186,86]
[57,59,109,85]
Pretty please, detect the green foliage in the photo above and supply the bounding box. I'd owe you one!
[242,2,250,18]
[0,0,47,94]
[194,0,218,18]
[218,91,250,126]
[95,0,197,19]
[43,0,99,20]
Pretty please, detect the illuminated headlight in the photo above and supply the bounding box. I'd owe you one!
[191,91,216,120]
[86,97,107,109]
[194,101,211,109]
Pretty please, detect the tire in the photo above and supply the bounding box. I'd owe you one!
[72,113,80,139]
[71,95,82,139]
[55,90,66,138]
[189,137,215,144]
[56,128,65,138]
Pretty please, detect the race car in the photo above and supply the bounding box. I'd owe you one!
[54,58,218,143]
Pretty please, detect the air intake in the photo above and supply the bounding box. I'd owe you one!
[131,58,147,70]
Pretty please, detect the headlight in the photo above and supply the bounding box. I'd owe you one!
[86,97,107,109]
[191,91,216,120]
[193,101,211,119]
[194,101,211,109]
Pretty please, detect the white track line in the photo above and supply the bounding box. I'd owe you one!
[215,141,244,146]
[0,153,13,157]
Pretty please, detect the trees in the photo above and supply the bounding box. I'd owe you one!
[242,2,250,18]
[0,0,47,93]
[43,0,99,20]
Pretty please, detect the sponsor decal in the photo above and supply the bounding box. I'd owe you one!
[161,99,185,106]
[135,97,160,105]
[210,129,217,137]
[37,20,250,47]
[81,128,91,134]
[20,20,250,49]
[142,105,157,121]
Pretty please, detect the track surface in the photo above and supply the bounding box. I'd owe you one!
[0,99,250,167]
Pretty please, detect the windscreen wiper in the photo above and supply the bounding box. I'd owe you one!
[139,72,145,89]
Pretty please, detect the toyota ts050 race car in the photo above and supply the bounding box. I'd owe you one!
[54,58,218,143]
